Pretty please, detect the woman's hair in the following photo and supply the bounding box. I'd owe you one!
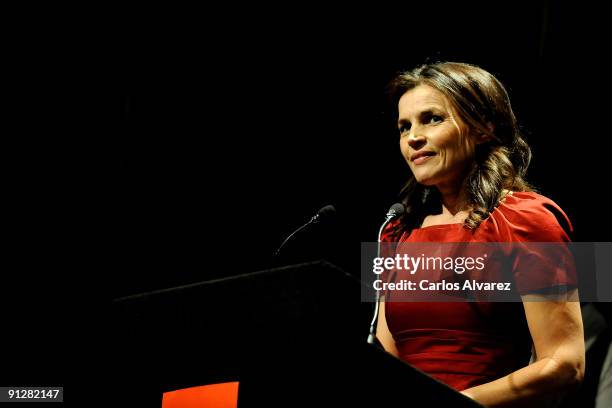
[387,61,534,236]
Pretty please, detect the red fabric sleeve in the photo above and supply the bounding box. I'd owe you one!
[510,197,577,295]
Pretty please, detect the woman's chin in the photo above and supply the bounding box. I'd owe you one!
[413,174,437,186]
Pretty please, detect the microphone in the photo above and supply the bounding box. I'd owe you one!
[367,203,405,345]
[310,204,336,224]
[274,205,336,257]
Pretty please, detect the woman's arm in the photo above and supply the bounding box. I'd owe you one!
[461,292,585,407]
[376,299,400,357]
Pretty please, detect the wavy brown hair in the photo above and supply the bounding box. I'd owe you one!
[387,62,534,237]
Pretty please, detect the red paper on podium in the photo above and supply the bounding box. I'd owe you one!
[162,381,239,408]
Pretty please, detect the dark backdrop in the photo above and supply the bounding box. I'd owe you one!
[106,2,610,297]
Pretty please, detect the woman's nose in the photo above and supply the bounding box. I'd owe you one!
[407,130,426,150]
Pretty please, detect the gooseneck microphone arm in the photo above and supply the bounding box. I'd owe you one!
[367,203,405,345]
[274,221,313,257]
[274,205,336,257]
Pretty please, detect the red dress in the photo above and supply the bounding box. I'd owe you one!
[382,191,574,391]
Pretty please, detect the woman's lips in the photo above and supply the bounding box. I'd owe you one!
[413,154,436,165]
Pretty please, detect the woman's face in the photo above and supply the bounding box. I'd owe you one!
[398,84,481,189]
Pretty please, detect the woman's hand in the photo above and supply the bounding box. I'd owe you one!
[457,293,585,407]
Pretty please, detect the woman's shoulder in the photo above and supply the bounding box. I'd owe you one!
[499,191,569,224]
[492,191,573,241]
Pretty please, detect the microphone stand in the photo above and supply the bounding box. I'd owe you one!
[273,205,335,259]
[367,207,402,345]
[274,218,316,258]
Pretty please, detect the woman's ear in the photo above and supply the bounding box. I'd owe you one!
[475,133,494,145]
[475,122,495,145]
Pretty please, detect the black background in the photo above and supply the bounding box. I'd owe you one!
[110,2,610,295]
[2,1,611,404]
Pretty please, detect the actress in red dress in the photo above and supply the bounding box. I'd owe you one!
[376,62,585,407]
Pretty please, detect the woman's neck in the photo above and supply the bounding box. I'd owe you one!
[436,182,470,216]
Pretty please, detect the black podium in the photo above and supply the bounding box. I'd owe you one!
[111,261,481,407]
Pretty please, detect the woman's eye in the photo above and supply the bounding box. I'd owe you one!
[429,115,443,124]
[399,124,411,135]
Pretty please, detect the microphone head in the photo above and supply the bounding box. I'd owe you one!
[387,203,405,219]
[313,204,336,223]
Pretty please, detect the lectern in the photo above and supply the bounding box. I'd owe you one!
[111,261,481,407]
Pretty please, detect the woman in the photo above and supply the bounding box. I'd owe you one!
[376,62,585,407]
